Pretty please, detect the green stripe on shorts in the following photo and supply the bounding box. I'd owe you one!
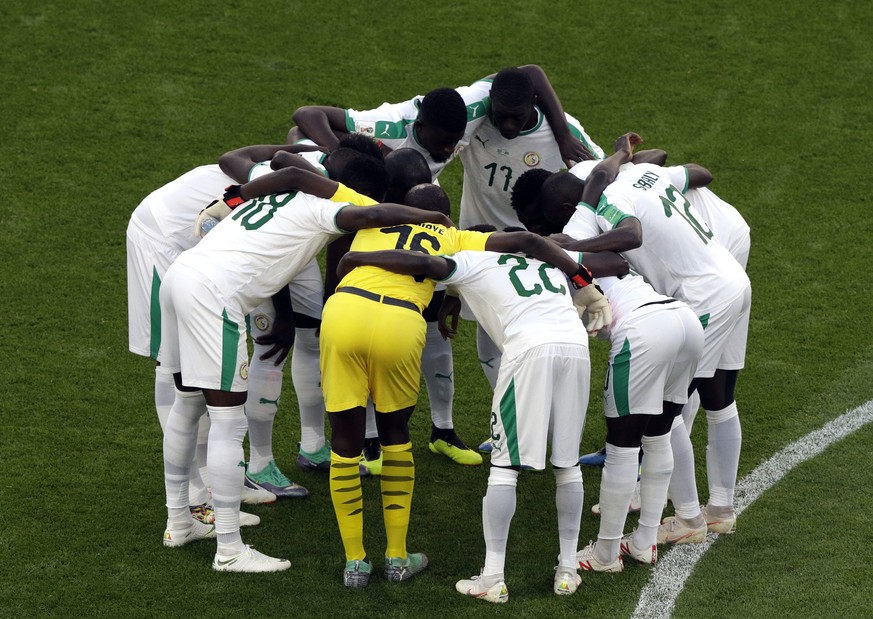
[613,338,632,416]
[220,309,239,391]
[499,378,520,466]
[149,267,161,360]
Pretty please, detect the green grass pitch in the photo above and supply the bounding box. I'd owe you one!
[1,1,872,617]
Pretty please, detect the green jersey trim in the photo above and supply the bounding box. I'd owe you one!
[344,110,355,133]
[220,309,239,391]
[613,338,632,416]
[579,200,596,213]
[499,378,521,467]
[518,106,545,136]
[438,257,458,282]
[149,267,162,360]
[596,196,635,229]
[334,205,353,233]
[682,167,690,193]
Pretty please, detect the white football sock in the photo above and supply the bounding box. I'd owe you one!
[706,401,741,508]
[476,324,501,389]
[668,416,702,520]
[682,390,701,434]
[154,366,175,431]
[292,327,327,453]
[482,467,518,578]
[163,389,206,530]
[596,443,639,564]
[554,466,584,570]
[421,321,454,430]
[194,414,210,493]
[246,341,285,472]
[636,433,674,549]
[207,404,248,554]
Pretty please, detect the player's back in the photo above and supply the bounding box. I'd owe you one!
[684,187,750,268]
[443,250,587,358]
[602,164,748,311]
[339,224,488,311]
[176,190,346,314]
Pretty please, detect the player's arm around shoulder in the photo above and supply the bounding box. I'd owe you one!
[291,105,348,149]
[337,249,452,282]
[336,202,453,232]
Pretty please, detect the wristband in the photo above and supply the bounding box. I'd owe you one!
[223,185,246,208]
[570,265,593,289]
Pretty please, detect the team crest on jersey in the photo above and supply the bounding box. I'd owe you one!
[355,121,376,137]
[239,361,249,380]
[253,314,270,331]
[523,151,541,167]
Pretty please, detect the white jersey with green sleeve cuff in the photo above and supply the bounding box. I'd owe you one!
[344,78,492,180]
[570,161,750,268]
[173,192,349,315]
[439,250,587,359]
[586,162,749,314]
[459,108,602,230]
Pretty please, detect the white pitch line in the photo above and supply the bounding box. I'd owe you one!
[632,399,873,619]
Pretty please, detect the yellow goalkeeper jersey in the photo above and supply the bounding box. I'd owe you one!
[341,223,490,311]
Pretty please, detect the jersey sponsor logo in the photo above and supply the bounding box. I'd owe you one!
[523,151,541,167]
[474,135,489,146]
[355,121,376,136]
[239,361,249,380]
[253,314,270,331]
[497,148,509,156]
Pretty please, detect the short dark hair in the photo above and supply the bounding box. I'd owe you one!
[338,133,384,160]
[502,226,527,233]
[511,168,553,213]
[404,183,451,216]
[465,224,497,233]
[385,148,432,202]
[418,88,467,133]
[491,67,535,108]
[336,155,388,202]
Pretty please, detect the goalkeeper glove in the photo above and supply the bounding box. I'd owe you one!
[193,185,247,238]
[571,280,612,335]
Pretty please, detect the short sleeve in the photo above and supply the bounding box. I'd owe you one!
[595,193,637,231]
[665,165,690,192]
[454,229,491,252]
[563,205,600,239]
[344,100,418,147]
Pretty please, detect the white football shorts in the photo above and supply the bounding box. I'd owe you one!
[158,262,249,392]
[604,304,704,417]
[489,343,590,470]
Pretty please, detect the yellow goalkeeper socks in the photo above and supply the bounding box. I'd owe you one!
[330,451,366,561]
[381,442,415,558]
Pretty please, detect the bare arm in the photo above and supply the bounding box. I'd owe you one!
[238,165,338,201]
[576,251,629,278]
[337,249,451,282]
[684,164,713,188]
[552,217,643,253]
[483,230,585,277]
[632,149,668,166]
[290,106,349,149]
[218,143,326,184]
[580,132,642,207]
[518,64,593,165]
[324,235,355,302]
[336,204,454,232]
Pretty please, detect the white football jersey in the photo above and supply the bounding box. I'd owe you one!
[174,191,349,315]
[563,208,679,335]
[130,159,294,253]
[683,187,750,268]
[458,109,603,230]
[344,79,492,180]
[570,162,750,268]
[440,250,587,359]
[588,163,749,314]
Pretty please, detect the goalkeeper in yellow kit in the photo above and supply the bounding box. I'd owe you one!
[320,183,605,588]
